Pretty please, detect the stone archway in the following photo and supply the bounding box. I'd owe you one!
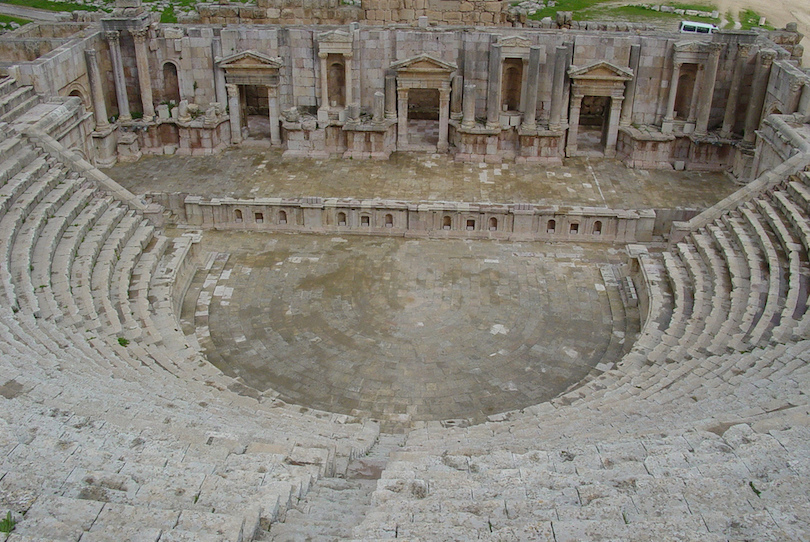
[566,61,633,157]
[390,54,458,152]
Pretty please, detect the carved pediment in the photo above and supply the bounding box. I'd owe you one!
[568,61,633,81]
[318,30,352,43]
[390,53,458,73]
[217,50,282,70]
[674,40,713,54]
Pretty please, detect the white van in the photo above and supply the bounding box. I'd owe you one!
[680,21,719,34]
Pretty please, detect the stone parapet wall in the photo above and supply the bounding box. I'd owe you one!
[170,195,656,243]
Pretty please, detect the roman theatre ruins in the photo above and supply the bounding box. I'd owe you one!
[0,0,809,538]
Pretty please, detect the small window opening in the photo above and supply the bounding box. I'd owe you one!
[337,211,347,226]
[547,219,556,233]
[489,217,498,231]
[443,216,452,230]
[279,210,287,225]
[361,215,370,226]
[593,220,602,235]
[385,214,394,228]
[570,223,579,234]
[255,212,264,224]
[466,219,476,231]
[234,209,243,223]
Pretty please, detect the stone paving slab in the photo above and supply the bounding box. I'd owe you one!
[105,149,738,210]
[189,231,632,425]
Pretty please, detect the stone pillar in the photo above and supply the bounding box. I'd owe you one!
[549,45,567,130]
[131,28,155,121]
[268,86,281,146]
[562,42,574,124]
[721,44,751,138]
[212,39,227,106]
[84,49,109,130]
[744,49,776,144]
[605,96,624,157]
[227,83,241,145]
[373,90,384,123]
[620,43,640,126]
[318,52,329,109]
[521,46,541,130]
[397,87,408,148]
[451,74,463,120]
[438,87,450,152]
[695,43,722,135]
[664,61,682,122]
[345,53,353,108]
[566,93,583,156]
[385,75,397,119]
[461,83,476,129]
[106,31,131,122]
[486,44,502,129]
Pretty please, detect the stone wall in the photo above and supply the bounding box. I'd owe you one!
[166,195,656,243]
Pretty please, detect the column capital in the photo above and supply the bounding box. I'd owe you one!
[85,48,98,60]
[760,49,777,67]
[318,52,328,59]
[105,30,120,43]
[708,42,724,55]
[737,43,753,58]
[344,52,353,60]
[131,27,149,43]
[226,83,239,98]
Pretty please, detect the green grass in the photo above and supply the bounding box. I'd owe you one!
[0,0,98,12]
[528,0,718,22]
[0,13,31,24]
[739,8,773,30]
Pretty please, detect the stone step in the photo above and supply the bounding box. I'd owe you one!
[771,189,810,255]
[0,85,36,119]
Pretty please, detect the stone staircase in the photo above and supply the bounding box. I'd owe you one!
[0,77,38,124]
[0,123,379,541]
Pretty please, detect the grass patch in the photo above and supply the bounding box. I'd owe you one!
[739,8,773,30]
[528,0,718,22]
[117,337,130,347]
[0,13,30,25]
[159,4,176,23]
[0,511,16,534]
[0,0,98,12]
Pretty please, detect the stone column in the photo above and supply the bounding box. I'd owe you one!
[385,75,397,119]
[461,83,476,129]
[549,45,567,130]
[131,28,155,121]
[106,31,131,122]
[566,93,583,156]
[605,96,624,157]
[695,43,722,135]
[227,83,241,145]
[438,87,450,152]
[84,49,109,130]
[620,43,640,126]
[521,46,541,130]
[744,49,776,144]
[373,90,384,123]
[450,74,463,120]
[664,61,682,122]
[344,53,353,108]
[318,52,329,109]
[721,44,751,138]
[486,44,502,129]
[561,42,574,124]
[397,87,408,148]
[212,38,227,107]
[268,86,281,145]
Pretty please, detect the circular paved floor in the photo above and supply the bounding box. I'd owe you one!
[194,232,627,424]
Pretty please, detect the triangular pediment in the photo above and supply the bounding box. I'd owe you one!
[568,61,633,80]
[317,30,352,43]
[674,40,713,53]
[390,53,458,73]
[498,35,532,49]
[217,50,282,69]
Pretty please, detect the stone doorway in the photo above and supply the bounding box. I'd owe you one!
[577,95,610,155]
[408,88,440,149]
[242,84,272,139]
